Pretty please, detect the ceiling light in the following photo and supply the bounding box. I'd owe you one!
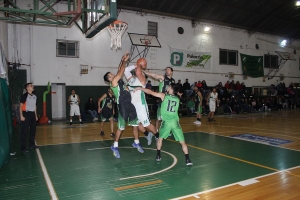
[296,1,300,6]
[204,26,211,33]
[280,39,287,47]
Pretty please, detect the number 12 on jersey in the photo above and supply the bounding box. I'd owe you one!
[167,100,177,112]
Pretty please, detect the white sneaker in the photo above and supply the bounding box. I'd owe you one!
[195,121,201,125]
[193,121,198,124]
[145,132,153,145]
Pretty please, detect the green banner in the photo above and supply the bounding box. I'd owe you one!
[240,53,264,78]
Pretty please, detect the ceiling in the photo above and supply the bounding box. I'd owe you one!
[117,0,300,40]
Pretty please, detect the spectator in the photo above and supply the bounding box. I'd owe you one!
[146,80,152,90]
[177,79,183,93]
[85,97,98,121]
[196,81,202,90]
[183,79,193,97]
[187,97,195,115]
[201,80,210,97]
[216,82,224,96]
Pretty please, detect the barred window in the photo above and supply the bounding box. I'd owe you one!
[219,49,238,65]
[56,40,79,58]
[264,54,278,69]
[148,21,158,37]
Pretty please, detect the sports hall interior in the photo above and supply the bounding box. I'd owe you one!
[1,0,300,199]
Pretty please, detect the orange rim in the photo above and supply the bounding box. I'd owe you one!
[108,20,128,28]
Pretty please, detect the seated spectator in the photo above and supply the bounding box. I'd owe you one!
[276,96,283,110]
[146,80,152,90]
[224,97,232,114]
[216,82,224,96]
[196,81,202,90]
[230,98,240,113]
[85,97,98,121]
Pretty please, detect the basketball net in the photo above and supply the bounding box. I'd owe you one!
[107,20,128,50]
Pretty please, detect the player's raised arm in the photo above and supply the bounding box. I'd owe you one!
[143,71,164,82]
[98,93,107,113]
[135,87,165,101]
[111,52,130,87]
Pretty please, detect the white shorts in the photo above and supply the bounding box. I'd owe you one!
[132,102,150,127]
[209,102,216,112]
[70,104,80,116]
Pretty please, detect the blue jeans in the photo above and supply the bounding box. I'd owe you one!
[87,110,97,118]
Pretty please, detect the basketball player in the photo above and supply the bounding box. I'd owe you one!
[68,89,83,125]
[124,58,159,145]
[193,86,203,125]
[144,67,175,132]
[135,84,193,165]
[98,88,115,138]
[103,52,143,158]
[207,87,219,122]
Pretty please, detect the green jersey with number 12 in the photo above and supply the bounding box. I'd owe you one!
[161,94,180,121]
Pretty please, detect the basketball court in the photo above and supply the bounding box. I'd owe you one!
[1,110,300,199]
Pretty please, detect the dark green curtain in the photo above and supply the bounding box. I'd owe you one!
[0,78,12,169]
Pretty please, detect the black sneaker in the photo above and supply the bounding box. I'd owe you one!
[30,145,39,149]
[80,121,83,125]
[111,133,115,138]
[70,122,73,125]
[211,118,216,121]
[156,155,161,161]
[186,159,193,166]
[100,131,105,136]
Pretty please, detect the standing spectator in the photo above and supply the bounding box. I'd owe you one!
[183,79,193,97]
[177,79,183,93]
[19,83,39,153]
[201,80,210,97]
[85,97,98,121]
[68,89,83,125]
[146,80,152,90]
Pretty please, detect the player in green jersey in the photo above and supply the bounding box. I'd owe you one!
[135,83,193,165]
[193,86,203,125]
[103,52,143,158]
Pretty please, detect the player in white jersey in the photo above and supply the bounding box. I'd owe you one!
[68,89,83,125]
[207,87,219,122]
[124,58,159,145]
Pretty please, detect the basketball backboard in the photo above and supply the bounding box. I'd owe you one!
[128,33,161,47]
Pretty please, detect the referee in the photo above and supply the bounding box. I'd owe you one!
[19,83,39,153]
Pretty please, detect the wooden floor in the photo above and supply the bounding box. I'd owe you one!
[34,110,300,199]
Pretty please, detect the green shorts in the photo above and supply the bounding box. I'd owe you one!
[196,103,202,114]
[159,120,185,142]
[157,105,162,120]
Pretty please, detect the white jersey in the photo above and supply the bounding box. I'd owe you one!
[70,94,79,105]
[209,92,218,103]
[127,76,146,104]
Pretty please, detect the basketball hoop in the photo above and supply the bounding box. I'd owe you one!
[107,20,128,50]
[141,35,153,46]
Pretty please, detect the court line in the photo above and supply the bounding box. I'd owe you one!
[36,149,58,200]
[114,180,162,191]
[87,147,178,180]
[186,130,300,153]
[166,138,278,172]
[167,137,300,178]
[171,165,300,200]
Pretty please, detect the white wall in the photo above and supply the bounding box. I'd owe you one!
[7,7,300,87]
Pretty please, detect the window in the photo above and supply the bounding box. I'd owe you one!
[148,21,158,37]
[219,49,238,65]
[264,54,278,69]
[56,40,79,58]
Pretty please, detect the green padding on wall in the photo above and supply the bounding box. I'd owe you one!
[0,78,12,169]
